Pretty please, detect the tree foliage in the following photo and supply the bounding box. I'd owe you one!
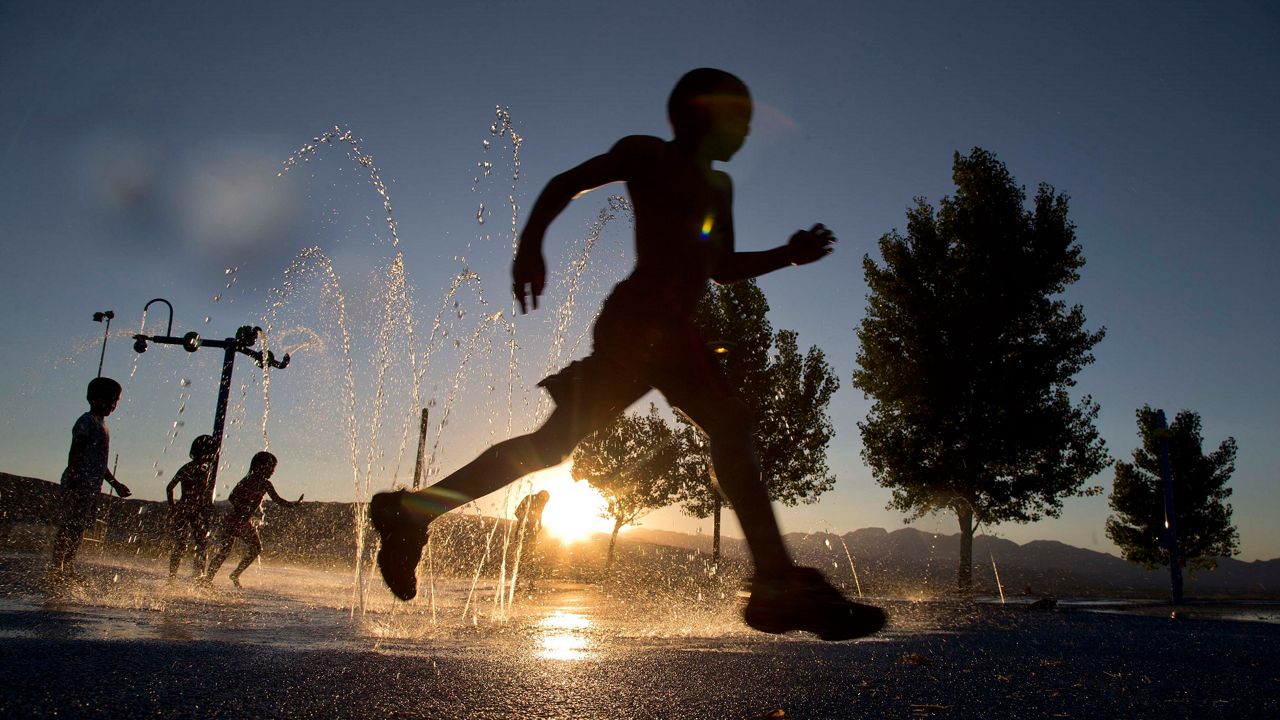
[1106,406,1239,572]
[676,281,839,520]
[570,404,683,567]
[852,148,1109,591]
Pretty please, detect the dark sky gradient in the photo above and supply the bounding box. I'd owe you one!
[1,1,1276,559]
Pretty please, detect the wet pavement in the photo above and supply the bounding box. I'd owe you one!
[1,553,1278,719]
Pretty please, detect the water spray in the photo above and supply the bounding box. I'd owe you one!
[132,298,291,493]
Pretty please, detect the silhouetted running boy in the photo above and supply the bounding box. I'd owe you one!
[166,434,217,579]
[205,452,303,588]
[50,377,132,580]
[372,68,885,640]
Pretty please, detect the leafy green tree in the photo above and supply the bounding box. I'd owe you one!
[853,148,1109,592]
[676,281,839,561]
[1106,406,1239,571]
[571,404,683,568]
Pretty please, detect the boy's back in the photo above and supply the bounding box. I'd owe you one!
[62,412,109,491]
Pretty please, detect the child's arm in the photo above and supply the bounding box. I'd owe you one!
[513,136,653,313]
[165,469,182,505]
[265,482,304,508]
[712,223,836,284]
[106,470,131,498]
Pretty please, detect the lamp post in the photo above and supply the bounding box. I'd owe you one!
[133,298,290,491]
[705,340,737,566]
[92,310,114,377]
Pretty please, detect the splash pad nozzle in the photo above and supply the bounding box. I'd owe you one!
[131,297,291,489]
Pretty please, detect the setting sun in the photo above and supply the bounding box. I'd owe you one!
[522,462,614,544]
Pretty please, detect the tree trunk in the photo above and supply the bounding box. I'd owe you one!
[606,518,623,570]
[712,495,722,566]
[957,506,974,594]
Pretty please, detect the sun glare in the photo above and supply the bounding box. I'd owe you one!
[524,463,613,544]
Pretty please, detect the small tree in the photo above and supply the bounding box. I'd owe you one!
[853,148,1109,592]
[571,404,683,568]
[1106,406,1239,572]
[676,281,839,561]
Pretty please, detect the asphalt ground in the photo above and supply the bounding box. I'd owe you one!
[1,554,1277,719]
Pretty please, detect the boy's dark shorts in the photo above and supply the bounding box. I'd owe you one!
[537,287,732,421]
[59,485,99,533]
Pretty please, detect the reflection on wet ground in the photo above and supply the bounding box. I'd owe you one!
[3,552,1279,718]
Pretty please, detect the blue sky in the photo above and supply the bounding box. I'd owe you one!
[1,1,1277,560]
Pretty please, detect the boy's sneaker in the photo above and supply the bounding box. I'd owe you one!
[744,566,886,641]
[370,490,434,601]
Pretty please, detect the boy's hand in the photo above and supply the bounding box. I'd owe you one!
[787,223,836,265]
[512,247,546,314]
[113,481,132,499]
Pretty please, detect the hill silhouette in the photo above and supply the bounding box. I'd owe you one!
[4,472,1276,598]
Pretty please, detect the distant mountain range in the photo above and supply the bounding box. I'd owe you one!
[5,472,1277,598]
[624,526,1280,599]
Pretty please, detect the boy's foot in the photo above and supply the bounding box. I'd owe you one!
[229,573,243,589]
[744,566,886,641]
[370,490,434,601]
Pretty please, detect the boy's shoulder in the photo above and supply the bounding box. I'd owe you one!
[610,134,667,158]
[72,412,100,435]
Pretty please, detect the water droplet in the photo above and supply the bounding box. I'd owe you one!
[476,203,486,224]
[180,378,192,387]
[212,294,222,302]
[482,139,491,150]
[204,316,211,323]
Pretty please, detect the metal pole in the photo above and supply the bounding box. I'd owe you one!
[1155,409,1183,605]
[412,407,429,489]
[97,316,111,377]
[93,310,114,378]
[209,344,237,493]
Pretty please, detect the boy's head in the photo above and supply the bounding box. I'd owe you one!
[86,377,122,416]
[668,68,752,159]
[189,434,217,461]
[249,450,277,477]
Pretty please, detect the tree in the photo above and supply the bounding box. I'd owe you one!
[1106,406,1239,572]
[853,148,1109,592]
[571,404,683,568]
[676,281,839,561]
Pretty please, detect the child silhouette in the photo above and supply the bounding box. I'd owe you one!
[50,377,131,580]
[372,69,884,640]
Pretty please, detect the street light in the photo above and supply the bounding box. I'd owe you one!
[92,310,114,377]
[132,298,291,492]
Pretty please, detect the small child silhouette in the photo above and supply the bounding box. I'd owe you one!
[372,69,884,640]
[204,451,302,588]
[50,377,131,581]
[166,434,218,579]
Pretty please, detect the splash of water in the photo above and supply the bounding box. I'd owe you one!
[279,126,403,248]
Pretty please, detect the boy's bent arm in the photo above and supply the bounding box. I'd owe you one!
[712,223,837,284]
[514,136,651,312]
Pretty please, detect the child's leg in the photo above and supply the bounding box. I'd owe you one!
[229,528,262,583]
[674,392,792,578]
[373,365,645,601]
[206,530,236,579]
[168,515,188,577]
[409,384,640,513]
[191,512,212,578]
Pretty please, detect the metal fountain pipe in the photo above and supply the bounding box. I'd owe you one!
[131,303,292,495]
[139,298,174,336]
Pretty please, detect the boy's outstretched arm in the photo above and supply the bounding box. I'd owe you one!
[265,482,304,508]
[513,138,642,313]
[712,223,837,284]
